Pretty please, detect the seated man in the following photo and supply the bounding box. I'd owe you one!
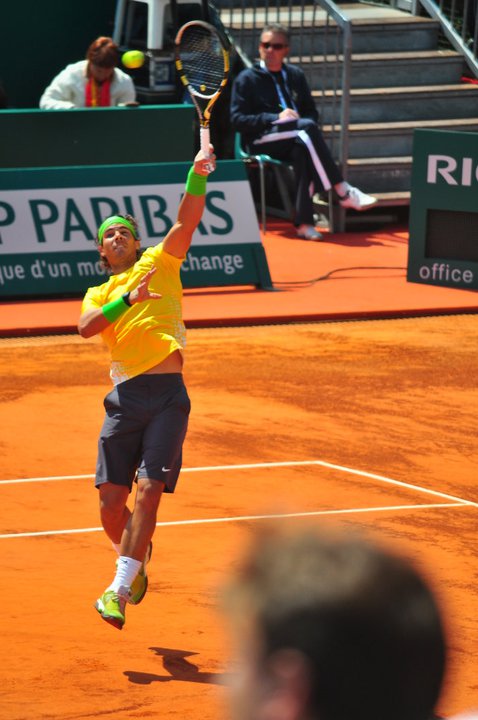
[230,23,377,240]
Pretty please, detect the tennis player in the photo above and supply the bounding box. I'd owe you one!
[78,147,215,630]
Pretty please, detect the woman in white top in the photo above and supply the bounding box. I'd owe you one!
[39,36,136,110]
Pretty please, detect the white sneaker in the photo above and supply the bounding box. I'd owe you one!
[339,186,377,211]
[297,224,323,241]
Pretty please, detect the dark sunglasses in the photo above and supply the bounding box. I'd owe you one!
[260,41,288,50]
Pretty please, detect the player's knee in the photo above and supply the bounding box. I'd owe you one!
[298,117,316,132]
[298,118,321,142]
[136,477,165,510]
[99,483,129,518]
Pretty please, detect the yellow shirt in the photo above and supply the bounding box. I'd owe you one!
[81,243,186,384]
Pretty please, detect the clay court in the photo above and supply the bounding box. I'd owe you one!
[1,222,477,720]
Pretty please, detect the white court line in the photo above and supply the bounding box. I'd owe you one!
[1,461,320,484]
[1,459,476,507]
[1,460,476,540]
[0,474,94,484]
[0,501,470,540]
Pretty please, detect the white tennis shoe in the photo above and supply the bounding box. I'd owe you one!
[339,186,377,211]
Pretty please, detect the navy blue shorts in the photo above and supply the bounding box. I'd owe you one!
[95,373,191,493]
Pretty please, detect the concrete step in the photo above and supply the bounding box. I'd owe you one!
[347,15,440,53]
[372,191,411,206]
[224,10,440,56]
[346,156,413,193]
[323,118,478,157]
[296,50,466,89]
[314,193,411,229]
[315,84,478,124]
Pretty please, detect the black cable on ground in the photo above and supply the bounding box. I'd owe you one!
[273,266,407,288]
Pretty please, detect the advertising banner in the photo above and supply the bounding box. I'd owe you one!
[408,129,478,290]
[0,160,271,297]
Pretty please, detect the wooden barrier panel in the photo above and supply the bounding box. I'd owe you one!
[0,105,195,168]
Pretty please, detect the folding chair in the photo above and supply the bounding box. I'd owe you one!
[234,133,294,232]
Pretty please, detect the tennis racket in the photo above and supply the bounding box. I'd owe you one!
[175,20,230,165]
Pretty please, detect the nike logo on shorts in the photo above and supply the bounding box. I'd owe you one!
[162,466,171,473]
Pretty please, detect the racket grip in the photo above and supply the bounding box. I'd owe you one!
[200,126,210,157]
[200,127,214,173]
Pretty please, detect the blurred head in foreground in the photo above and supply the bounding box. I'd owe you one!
[224,528,446,720]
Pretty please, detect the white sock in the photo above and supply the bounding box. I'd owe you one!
[108,556,142,593]
[334,181,350,198]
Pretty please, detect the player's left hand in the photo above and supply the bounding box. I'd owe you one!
[194,145,216,175]
[129,267,162,304]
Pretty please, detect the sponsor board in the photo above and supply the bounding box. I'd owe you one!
[408,129,478,290]
[0,161,272,296]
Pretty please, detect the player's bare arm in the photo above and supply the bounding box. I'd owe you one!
[163,146,216,258]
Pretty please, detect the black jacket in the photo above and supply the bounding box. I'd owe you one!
[230,62,319,149]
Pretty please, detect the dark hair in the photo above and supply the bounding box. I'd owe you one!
[261,24,290,43]
[230,529,446,720]
[95,214,142,273]
[86,36,120,69]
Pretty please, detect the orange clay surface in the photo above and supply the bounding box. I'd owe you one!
[2,220,478,336]
[1,317,477,720]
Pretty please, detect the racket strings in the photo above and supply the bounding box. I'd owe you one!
[179,30,225,96]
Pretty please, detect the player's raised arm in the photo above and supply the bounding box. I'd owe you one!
[163,146,216,258]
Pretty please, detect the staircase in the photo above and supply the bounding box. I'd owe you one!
[218,1,478,223]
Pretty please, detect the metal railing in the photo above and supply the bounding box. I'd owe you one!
[413,0,478,75]
[384,0,478,75]
[215,0,353,228]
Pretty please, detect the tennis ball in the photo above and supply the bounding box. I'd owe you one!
[122,50,145,69]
